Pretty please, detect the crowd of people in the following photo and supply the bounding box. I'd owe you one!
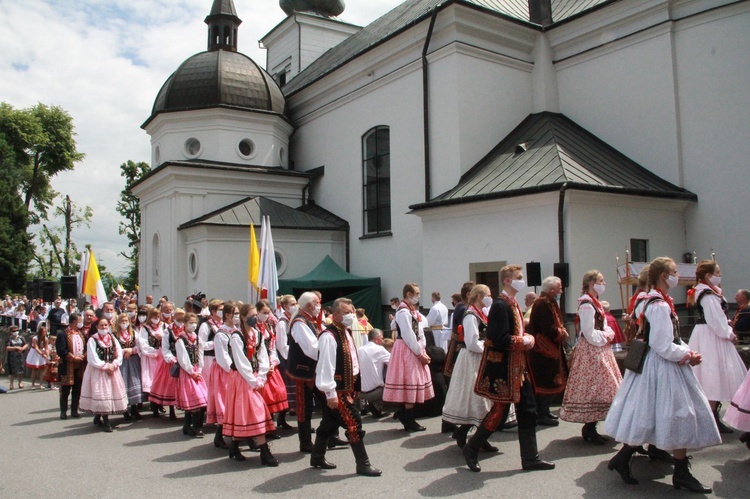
[2,258,750,491]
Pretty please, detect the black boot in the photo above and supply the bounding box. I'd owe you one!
[169,405,177,421]
[463,425,493,472]
[403,408,426,432]
[582,422,608,444]
[191,409,205,438]
[60,393,68,420]
[93,414,103,427]
[481,440,499,453]
[453,425,472,449]
[182,412,196,436]
[519,428,555,471]
[260,443,279,467]
[123,408,133,421]
[442,420,458,434]
[608,445,638,484]
[310,435,336,469]
[71,398,80,418]
[102,415,113,433]
[673,457,712,493]
[647,444,673,463]
[151,402,160,418]
[740,432,750,451]
[229,440,246,461]
[351,439,382,476]
[277,410,294,430]
[713,403,733,434]
[214,425,229,448]
[393,405,406,425]
[299,421,314,453]
[130,404,142,420]
[328,432,350,449]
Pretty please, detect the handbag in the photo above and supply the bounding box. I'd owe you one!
[623,338,648,373]
[169,362,181,378]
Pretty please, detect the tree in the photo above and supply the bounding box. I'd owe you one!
[117,160,151,290]
[32,195,93,278]
[0,133,32,293]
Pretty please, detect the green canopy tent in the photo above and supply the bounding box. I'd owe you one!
[278,255,383,328]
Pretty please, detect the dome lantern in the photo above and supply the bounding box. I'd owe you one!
[205,0,242,52]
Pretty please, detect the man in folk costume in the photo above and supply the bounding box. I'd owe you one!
[310,298,381,476]
[527,276,569,426]
[465,265,555,472]
[56,313,87,419]
[288,291,323,452]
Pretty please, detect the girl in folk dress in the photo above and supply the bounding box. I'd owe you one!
[138,306,165,416]
[560,270,622,444]
[724,370,750,450]
[149,308,186,419]
[26,323,51,389]
[224,303,278,466]
[207,302,233,450]
[383,283,435,432]
[604,257,719,492]
[255,301,289,436]
[687,260,747,434]
[176,313,208,438]
[114,313,143,420]
[79,318,128,432]
[442,284,494,448]
[5,326,28,389]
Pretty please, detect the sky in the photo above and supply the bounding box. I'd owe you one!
[0,0,403,280]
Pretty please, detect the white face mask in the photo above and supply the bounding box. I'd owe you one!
[120,323,130,330]
[98,328,109,335]
[593,283,606,296]
[511,279,526,292]
[482,296,493,309]
[287,305,298,316]
[341,313,357,327]
[187,323,198,333]
[138,314,147,323]
[232,314,241,325]
[409,296,420,306]
[162,312,172,319]
[77,321,84,329]
[257,313,269,323]
[150,318,160,325]
[313,305,322,316]
[391,304,398,311]
[126,311,136,319]
[708,275,721,286]
[103,312,114,320]
[666,274,679,290]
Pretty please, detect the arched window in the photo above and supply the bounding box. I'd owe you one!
[362,126,391,235]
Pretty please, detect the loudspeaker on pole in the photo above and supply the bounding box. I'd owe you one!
[553,263,569,288]
[526,262,542,287]
[60,276,78,299]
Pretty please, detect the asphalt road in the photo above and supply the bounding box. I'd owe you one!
[1,380,748,498]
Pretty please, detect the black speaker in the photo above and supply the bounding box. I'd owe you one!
[42,280,57,302]
[554,263,569,288]
[526,262,542,287]
[32,278,44,299]
[26,281,34,299]
[60,276,78,299]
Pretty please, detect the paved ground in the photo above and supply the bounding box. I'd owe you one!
[1,378,748,498]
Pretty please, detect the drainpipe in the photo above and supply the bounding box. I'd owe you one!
[422,7,439,202]
[558,182,568,316]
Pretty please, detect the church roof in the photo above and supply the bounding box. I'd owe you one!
[409,112,697,211]
[283,0,615,95]
[178,196,348,231]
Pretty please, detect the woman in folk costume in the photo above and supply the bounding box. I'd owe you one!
[687,260,747,434]
[175,313,208,438]
[138,306,164,416]
[255,301,289,436]
[148,308,186,420]
[208,302,234,449]
[224,303,278,466]
[383,283,435,432]
[25,323,50,389]
[604,257,720,493]
[560,270,622,444]
[199,299,224,392]
[442,284,494,449]
[273,294,297,430]
[114,313,143,420]
[79,318,128,432]
[724,370,750,450]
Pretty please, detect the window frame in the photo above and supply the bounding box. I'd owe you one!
[361,126,391,237]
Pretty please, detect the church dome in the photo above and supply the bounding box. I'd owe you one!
[150,50,285,117]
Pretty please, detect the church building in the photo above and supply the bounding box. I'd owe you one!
[132,0,750,317]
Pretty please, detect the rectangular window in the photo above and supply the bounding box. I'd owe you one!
[362,126,391,235]
[630,239,648,262]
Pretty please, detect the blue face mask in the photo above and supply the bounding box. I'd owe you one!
[245,316,258,328]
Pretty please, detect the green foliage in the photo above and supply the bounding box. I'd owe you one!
[0,132,32,293]
[117,160,151,290]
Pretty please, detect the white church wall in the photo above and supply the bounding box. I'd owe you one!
[262,17,299,78]
[674,3,750,299]
[298,17,360,72]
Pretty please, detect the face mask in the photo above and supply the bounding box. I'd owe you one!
[127,311,136,319]
[593,283,605,296]
[482,296,493,309]
[77,321,84,328]
[391,304,397,311]
[287,305,298,316]
[708,275,721,286]
[257,313,269,323]
[666,274,679,290]
[150,318,160,325]
[313,305,322,316]
[409,296,420,306]
[162,312,172,319]
[138,314,147,323]
[230,313,239,325]
[98,328,109,335]
[187,323,198,332]
[120,323,129,330]
[341,313,357,327]
[174,320,183,327]
[245,316,258,328]
[511,279,526,292]
[103,312,114,320]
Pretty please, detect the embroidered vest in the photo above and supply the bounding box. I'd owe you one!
[641,297,681,345]
[695,289,727,325]
[203,319,218,356]
[463,308,488,342]
[95,334,117,363]
[146,325,162,348]
[182,338,200,366]
[322,323,361,393]
[287,315,319,380]
[227,330,248,371]
[395,308,421,342]
[116,331,136,349]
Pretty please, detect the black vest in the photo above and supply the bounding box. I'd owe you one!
[641,297,681,345]
[181,338,200,366]
[227,330,248,371]
[95,335,117,363]
[695,289,728,325]
[463,308,488,341]
[287,315,319,381]
[322,323,361,393]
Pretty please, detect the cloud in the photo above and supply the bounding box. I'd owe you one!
[0,0,402,280]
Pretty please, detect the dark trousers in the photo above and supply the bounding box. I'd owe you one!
[316,392,364,443]
[536,394,553,416]
[60,377,83,414]
[481,377,538,432]
[295,380,324,423]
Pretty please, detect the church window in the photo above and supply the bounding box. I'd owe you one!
[154,145,160,165]
[152,233,160,284]
[188,250,198,278]
[238,138,255,158]
[279,147,286,167]
[630,239,648,262]
[362,126,391,235]
[184,137,202,158]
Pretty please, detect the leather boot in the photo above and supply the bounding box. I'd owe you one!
[277,410,294,430]
[582,422,608,444]
[130,404,142,420]
[442,420,458,434]
[229,440,246,461]
[298,421,314,453]
[260,443,279,467]
[740,432,750,451]
[351,439,382,476]
[607,445,638,484]
[403,408,426,432]
[310,435,336,469]
[454,425,472,449]
[102,415,113,433]
[519,428,555,471]
[169,405,177,420]
[60,393,68,420]
[647,444,673,463]
[328,431,350,449]
[462,425,493,472]
[151,402,160,418]
[392,405,406,425]
[192,409,205,438]
[182,412,196,436]
[214,425,229,449]
[673,457,711,493]
[713,403,733,434]
[71,398,80,418]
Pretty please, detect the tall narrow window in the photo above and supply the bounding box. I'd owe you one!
[630,239,648,262]
[362,126,391,235]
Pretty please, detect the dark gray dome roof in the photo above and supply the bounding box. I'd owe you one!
[148,50,285,122]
